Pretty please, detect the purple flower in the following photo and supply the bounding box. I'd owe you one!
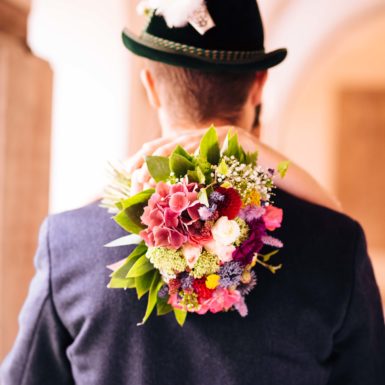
[219,261,243,288]
[179,272,194,290]
[210,191,225,203]
[232,218,266,265]
[158,285,169,299]
[239,205,265,222]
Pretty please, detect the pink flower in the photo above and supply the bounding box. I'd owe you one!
[169,192,190,213]
[197,288,242,314]
[263,205,283,231]
[140,181,200,249]
[182,243,202,269]
[261,235,283,248]
[152,227,187,249]
[168,293,185,310]
[204,239,235,263]
[233,295,248,317]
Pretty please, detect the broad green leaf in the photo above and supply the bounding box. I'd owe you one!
[135,270,156,299]
[126,254,154,278]
[199,126,220,165]
[173,308,188,327]
[111,244,147,279]
[172,144,193,161]
[108,244,147,289]
[224,133,241,159]
[156,296,173,316]
[239,146,247,163]
[198,188,209,206]
[114,207,145,234]
[137,271,163,325]
[169,153,195,178]
[146,156,171,182]
[108,276,136,289]
[217,159,229,176]
[245,151,258,165]
[196,166,206,184]
[187,170,199,183]
[277,160,290,178]
[220,130,231,155]
[121,189,155,209]
[114,189,155,234]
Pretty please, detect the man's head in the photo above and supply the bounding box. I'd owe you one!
[141,60,268,134]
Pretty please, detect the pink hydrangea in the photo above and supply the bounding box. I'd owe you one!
[263,205,283,231]
[140,181,205,249]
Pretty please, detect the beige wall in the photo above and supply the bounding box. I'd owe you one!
[268,7,385,305]
[0,0,52,361]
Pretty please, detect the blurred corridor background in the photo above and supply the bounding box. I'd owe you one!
[1,0,385,360]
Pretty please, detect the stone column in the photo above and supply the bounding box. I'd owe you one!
[0,0,52,360]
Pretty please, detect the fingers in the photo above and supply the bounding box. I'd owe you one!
[125,136,172,174]
[128,128,241,196]
[152,134,202,156]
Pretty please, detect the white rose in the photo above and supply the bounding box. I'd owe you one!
[211,216,241,246]
[204,240,235,263]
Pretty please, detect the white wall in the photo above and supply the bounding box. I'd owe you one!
[29,0,131,213]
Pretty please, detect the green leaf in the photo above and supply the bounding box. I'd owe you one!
[196,166,206,184]
[199,126,220,165]
[223,133,241,159]
[277,160,290,178]
[156,296,173,316]
[187,170,199,183]
[169,153,195,178]
[172,144,193,161]
[173,308,188,327]
[217,159,229,176]
[108,276,136,289]
[145,156,171,182]
[126,254,154,278]
[121,189,155,209]
[114,207,144,234]
[114,189,155,234]
[108,244,147,289]
[198,188,209,206]
[137,271,163,325]
[135,270,156,299]
[245,151,258,165]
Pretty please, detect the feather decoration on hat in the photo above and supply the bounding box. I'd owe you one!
[137,0,203,28]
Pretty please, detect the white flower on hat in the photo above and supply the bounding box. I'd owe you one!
[138,0,204,28]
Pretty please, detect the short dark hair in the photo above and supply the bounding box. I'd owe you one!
[147,61,258,126]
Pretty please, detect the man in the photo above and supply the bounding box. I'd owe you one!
[2,1,385,384]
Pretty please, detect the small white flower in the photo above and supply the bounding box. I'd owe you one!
[138,0,203,28]
[212,216,241,246]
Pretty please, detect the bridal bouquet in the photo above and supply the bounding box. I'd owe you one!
[103,127,287,326]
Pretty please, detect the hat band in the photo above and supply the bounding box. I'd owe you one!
[140,31,267,64]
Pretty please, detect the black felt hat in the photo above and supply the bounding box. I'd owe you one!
[122,0,287,71]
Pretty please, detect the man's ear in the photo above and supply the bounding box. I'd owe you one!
[249,70,268,107]
[140,68,161,109]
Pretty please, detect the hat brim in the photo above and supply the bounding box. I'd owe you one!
[122,29,287,72]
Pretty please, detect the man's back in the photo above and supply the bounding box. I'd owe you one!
[2,188,385,385]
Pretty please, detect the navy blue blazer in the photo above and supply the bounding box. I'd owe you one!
[1,189,385,385]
